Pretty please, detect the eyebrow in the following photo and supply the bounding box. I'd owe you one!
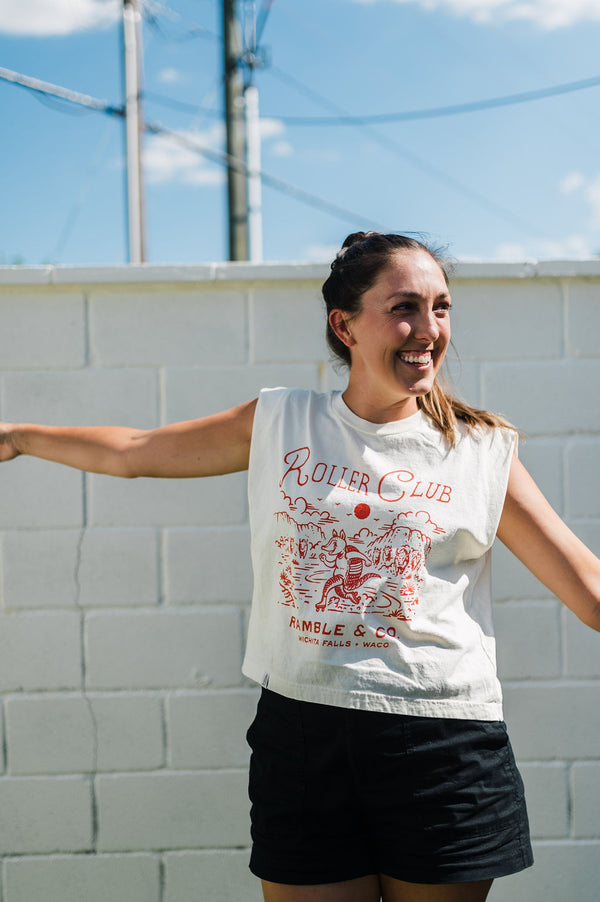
[390,290,451,301]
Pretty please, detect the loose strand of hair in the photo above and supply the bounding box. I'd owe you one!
[418,380,517,447]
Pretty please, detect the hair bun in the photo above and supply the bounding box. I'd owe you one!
[341,231,377,250]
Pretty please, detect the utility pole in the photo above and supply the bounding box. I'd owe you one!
[222,0,249,261]
[243,0,263,262]
[122,0,146,263]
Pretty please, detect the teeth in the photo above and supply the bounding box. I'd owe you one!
[400,352,431,364]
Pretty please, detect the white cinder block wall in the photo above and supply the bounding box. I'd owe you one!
[0,261,598,902]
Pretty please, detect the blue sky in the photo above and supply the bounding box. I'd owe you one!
[1,0,600,265]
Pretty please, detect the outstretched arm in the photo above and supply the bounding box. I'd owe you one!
[497,455,600,632]
[0,398,257,478]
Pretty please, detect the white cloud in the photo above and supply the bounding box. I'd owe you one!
[158,68,184,85]
[0,0,120,36]
[492,234,595,260]
[143,124,225,188]
[270,140,294,158]
[304,243,341,262]
[559,171,585,194]
[259,118,286,140]
[355,1,600,29]
[558,171,600,228]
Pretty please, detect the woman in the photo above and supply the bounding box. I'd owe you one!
[1,232,598,902]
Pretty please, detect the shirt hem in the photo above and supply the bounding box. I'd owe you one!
[242,665,504,721]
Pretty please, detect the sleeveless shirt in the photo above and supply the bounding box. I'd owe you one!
[242,388,517,720]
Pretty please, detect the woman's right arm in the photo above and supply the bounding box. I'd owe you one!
[0,398,258,479]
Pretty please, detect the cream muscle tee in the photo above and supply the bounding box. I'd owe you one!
[242,388,517,720]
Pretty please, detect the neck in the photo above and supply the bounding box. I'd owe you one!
[341,384,419,424]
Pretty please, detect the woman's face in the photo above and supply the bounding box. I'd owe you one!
[331,249,451,420]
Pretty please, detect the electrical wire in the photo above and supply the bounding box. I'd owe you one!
[145,69,600,127]
[256,0,275,45]
[141,0,220,43]
[266,66,550,239]
[0,65,390,233]
[0,66,123,117]
[270,73,600,125]
[144,119,391,231]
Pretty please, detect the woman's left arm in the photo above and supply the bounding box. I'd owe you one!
[497,456,600,632]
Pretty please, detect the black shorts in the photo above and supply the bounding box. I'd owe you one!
[247,689,533,886]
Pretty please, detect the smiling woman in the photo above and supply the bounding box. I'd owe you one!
[0,232,599,902]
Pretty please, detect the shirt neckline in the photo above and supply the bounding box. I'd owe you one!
[331,391,429,436]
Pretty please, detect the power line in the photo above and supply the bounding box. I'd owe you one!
[0,66,124,117]
[266,66,550,240]
[145,69,600,127]
[256,0,275,45]
[144,119,391,231]
[270,73,600,125]
[0,65,389,234]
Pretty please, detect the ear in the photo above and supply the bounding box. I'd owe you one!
[328,309,356,348]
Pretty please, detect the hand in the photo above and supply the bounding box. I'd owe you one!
[0,425,20,462]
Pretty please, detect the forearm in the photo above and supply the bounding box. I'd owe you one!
[2,400,257,479]
[8,424,144,477]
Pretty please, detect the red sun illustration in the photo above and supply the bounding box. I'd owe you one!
[354,503,371,520]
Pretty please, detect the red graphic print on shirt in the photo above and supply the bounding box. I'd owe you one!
[275,445,449,622]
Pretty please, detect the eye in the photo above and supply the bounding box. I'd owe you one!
[435,301,452,316]
[391,302,414,314]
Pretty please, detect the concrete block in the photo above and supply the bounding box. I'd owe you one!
[76,528,159,608]
[252,286,328,362]
[323,361,349,392]
[519,763,569,839]
[86,609,243,690]
[564,611,600,677]
[5,696,95,774]
[165,850,262,902]
[566,439,600,517]
[492,538,551,601]
[2,529,159,610]
[572,763,600,837]
[0,292,85,368]
[0,702,5,774]
[88,471,246,527]
[483,360,600,435]
[494,602,561,680]
[2,370,158,428]
[568,520,600,559]
[450,279,562,360]
[441,358,481,407]
[0,458,82,528]
[0,776,91,853]
[4,854,160,902]
[0,612,81,691]
[2,530,80,610]
[88,694,165,771]
[97,770,250,850]
[517,439,563,513]
[489,842,600,902]
[89,288,246,366]
[503,684,600,759]
[165,364,321,422]
[165,528,252,604]
[5,694,164,774]
[567,279,600,357]
[167,690,258,768]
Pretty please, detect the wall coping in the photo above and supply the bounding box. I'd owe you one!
[1,259,600,287]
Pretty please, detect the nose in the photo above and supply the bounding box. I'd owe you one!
[413,308,439,343]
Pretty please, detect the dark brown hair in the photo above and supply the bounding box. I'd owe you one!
[322,231,514,445]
